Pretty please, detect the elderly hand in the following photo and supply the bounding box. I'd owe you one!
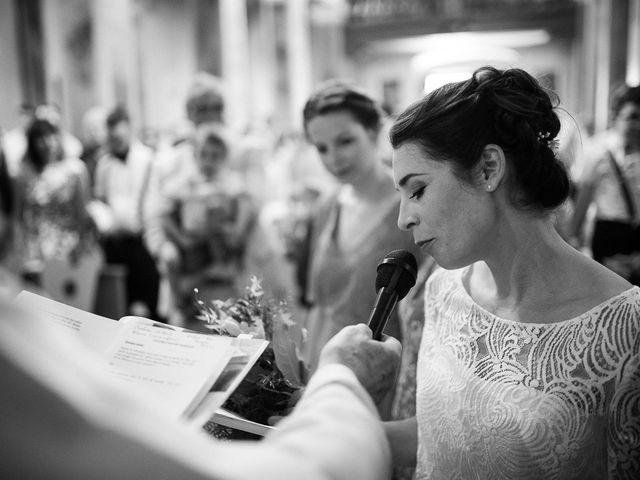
[317,324,401,405]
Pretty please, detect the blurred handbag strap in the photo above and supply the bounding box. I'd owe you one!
[606,150,637,224]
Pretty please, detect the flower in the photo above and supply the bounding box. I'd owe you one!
[193,276,268,339]
[194,276,308,439]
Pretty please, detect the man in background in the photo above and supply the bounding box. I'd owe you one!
[92,105,160,320]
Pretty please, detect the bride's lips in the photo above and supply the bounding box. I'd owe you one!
[416,239,434,251]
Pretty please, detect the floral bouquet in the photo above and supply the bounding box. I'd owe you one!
[195,276,308,439]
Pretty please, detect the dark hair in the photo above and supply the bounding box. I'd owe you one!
[0,146,15,259]
[0,147,13,217]
[390,66,570,212]
[610,84,640,120]
[106,105,130,129]
[25,118,59,173]
[186,73,225,120]
[302,80,383,137]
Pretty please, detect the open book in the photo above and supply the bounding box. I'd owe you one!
[13,290,268,425]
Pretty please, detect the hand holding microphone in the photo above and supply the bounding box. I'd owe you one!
[317,249,417,404]
[367,249,418,340]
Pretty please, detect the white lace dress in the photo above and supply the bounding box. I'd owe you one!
[416,268,640,479]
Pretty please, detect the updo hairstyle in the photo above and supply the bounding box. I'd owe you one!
[302,80,384,138]
[390,66,570,211]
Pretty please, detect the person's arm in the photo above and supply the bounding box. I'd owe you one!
[161,207,194,250]
[1,300,401,480]
[227,193,255,241]
[71,171,93,235]
[244,324,400,480]
[142,159,170,258]
[384,416,418,467]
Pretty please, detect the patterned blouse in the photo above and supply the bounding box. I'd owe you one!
[17,159,94,272]
[416,267,640,479]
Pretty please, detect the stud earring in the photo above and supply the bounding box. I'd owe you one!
[487,184,492,191]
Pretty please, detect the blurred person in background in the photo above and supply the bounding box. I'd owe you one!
[569,84,640,284]
[0,144,43,298]
[3,103,83,177]
[0,145,22,295]
[79,105,108,189]
[158,124,254,325]
[241,130,336,316]
[300,81,426,420]
[144,72,228,322]
[1,103,34,177]
[14,116,97,282]
[92,105,160,320]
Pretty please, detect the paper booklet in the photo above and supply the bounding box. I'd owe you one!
[13,290,268,424]
[211,408,275,437]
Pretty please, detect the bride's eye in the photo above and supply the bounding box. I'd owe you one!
[410,186,425,200]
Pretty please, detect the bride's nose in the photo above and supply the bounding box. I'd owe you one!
[397,202,418,231]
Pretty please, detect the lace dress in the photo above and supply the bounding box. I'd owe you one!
[416,268,640,479]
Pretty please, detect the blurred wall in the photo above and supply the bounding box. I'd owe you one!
[2,0,638,142]
[134,0,198,134]
[42,0,95,135]
[0,1,26,132]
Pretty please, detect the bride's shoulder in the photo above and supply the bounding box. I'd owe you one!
[561,252,640,323]
[571,253,634,303]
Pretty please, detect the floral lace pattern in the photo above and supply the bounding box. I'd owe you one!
[416,268,640,480]
[20,162,93,267]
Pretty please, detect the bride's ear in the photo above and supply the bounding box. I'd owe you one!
[475,144,506,192]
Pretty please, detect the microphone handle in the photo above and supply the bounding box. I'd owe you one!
[368,288,399,340]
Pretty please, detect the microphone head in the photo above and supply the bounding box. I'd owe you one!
[375,249,418,300]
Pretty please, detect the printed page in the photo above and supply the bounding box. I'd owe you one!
[102,322,236,418]
[187,335,268,427]
[13,290,120,354]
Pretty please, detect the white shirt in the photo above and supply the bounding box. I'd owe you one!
[581,131,640,223]
[94,141,154,234]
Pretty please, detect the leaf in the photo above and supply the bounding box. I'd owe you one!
[271,312,308,387]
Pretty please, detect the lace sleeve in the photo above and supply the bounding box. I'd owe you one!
[608,346,640,478]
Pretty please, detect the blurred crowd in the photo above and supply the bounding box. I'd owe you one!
[0,72,639,329]
[0,71,639,329]
[0,72,337,326]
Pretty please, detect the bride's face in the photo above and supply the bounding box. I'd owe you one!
[393,142,495,269]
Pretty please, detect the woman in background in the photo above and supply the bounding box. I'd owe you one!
[387,66,639,478]
[301,81,426,419]
[14,117,97,281]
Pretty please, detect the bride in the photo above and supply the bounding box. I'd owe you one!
[386,66,640,479]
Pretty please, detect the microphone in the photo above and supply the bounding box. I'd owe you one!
[368,249,418,340]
